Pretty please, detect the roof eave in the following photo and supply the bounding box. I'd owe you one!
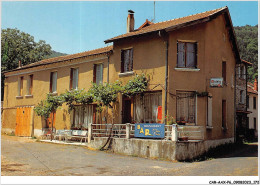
[4,50,112,75]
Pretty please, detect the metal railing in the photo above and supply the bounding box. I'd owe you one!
[177,126,204,140]
[92,124,127,138]
[91,123,204,141]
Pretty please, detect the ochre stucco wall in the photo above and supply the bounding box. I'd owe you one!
[2,54,109,134]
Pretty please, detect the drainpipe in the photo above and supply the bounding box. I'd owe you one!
[234,65,237,143]
[164,41,169,123]
[158,30,169,123]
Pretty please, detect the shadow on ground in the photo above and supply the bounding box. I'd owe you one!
[182,142,258,162]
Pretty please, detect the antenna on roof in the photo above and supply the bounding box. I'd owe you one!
[151,1,156,23]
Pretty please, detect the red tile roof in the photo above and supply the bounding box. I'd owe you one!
[242,59,253,66]
[105,7,227,43]
[247,83,258,95]
[6,45,113,73]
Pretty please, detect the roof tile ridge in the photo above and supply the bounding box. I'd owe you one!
[150,6,227,25]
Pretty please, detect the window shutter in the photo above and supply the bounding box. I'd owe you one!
[50,72,53,92]
[130,49,133,71]
[93,64,96,83]
[121,50,124,73]
[70,69,73,90]
[195,42,198,68]
[100,64,103,84]
[176,42,178,67]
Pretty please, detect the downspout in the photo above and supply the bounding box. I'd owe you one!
[158,30,169,123]
[234,65,237,143]
[164,41,169,123]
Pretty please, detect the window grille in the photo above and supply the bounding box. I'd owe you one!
[176,91,196,124]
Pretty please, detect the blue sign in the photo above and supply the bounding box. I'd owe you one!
[134,123,165,138]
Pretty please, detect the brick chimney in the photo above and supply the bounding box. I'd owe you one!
[127,10,135,33]
[254,78,258,91]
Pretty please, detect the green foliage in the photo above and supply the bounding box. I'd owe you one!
[122,74,149,97]
[34,94,64,119]
[89,81,122,108]
[1,28,52,100]
[1,28,52,71]
[60,89,94,112]
[44,50,67,59]
[234,25,258,82]
[165,115,176,125]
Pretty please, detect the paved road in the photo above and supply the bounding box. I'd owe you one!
[1,135,258,176]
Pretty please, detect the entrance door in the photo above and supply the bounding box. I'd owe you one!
[122,97,132,123]
[47,112,56,129]
[15,107,32,136]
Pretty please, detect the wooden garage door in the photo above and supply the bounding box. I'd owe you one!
[15,107,32,136]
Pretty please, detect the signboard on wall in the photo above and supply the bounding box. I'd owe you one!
[134,123,165,138]
[210,78,223,87]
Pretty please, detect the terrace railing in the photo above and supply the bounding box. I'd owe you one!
[89,123,204,141]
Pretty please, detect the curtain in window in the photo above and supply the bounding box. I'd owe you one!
[177,42,185,67]
[72,69,78,89]
[72,105,93,129]
[52,72,57,92]
[122,49,133,72]
[186,43,196,68]
[96,64,103,85]
[176,92,196,123]
[133,92,162,123]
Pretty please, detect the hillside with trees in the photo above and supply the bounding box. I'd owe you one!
[45,50,67,59]
[234,25,258,83]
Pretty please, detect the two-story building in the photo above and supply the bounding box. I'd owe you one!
[3,6,241,147]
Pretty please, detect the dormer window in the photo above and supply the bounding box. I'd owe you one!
[177,41,197,68]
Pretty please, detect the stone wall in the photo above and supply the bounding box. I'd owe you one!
[88,137,234,161]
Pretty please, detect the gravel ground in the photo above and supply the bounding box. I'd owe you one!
[1,134,258,176]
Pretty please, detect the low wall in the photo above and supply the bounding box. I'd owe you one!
[88,137,234,161]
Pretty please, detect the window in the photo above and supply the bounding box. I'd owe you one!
[242,66,246,79]
[240,90,245,104]
[253,97,256,109]
[18,76,24,96]
[121,48,133,73]
[246,95,249,108]
[70,68,78,90]
[237,66,241,78]
[177,41,197,68]
[50,72,57,93]
[93,64,103,85]
[222,100,226,128]
[71,105,94,129]
[176,91,196,124]
[133,91,162,123]
[254,117,256,129]
[222,62,226,83]
[27,75,33,95]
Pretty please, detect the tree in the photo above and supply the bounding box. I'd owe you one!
[234,25,258,82]
[34,94,64,141]
[1,28,52,100]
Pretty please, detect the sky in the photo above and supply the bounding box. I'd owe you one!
[1,1,258,54]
